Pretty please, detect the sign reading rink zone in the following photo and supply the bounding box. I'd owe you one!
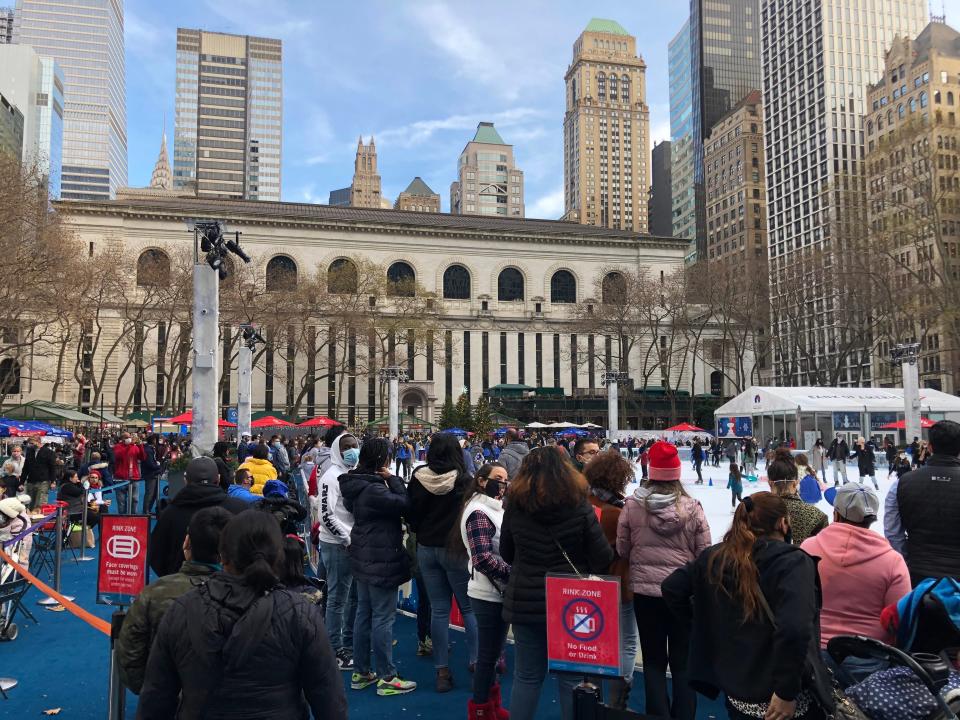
[546,574,621,677]
[97,515,150,606]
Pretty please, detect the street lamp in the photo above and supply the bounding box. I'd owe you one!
[237,323,265,439]
[602,371,630,444]
[379,367,409,439]
[890,343,922,444]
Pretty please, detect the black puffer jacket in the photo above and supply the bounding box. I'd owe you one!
[500,500,613,625]
[407,465,471,547]
[662,538,822,704]
[340,470,411,589]
[137,573,346,720]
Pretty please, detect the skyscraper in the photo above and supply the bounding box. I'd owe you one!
[395,176,440,212]
[0,44,64,195]
[690,0,762,260]
[649,140,673,236]
[0,7,13,43]
[669,19,696,242]
[0,91,23,157]
[563,18,649,231]
[173,28,282,201]
[762,0,927,386]
[13,0,126,200]
[450,122,524,217]
[349,136,381,208]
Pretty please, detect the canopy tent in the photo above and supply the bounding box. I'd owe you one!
[547,422,578,428]
[0,418,73,439]
[555,428,590,437]
[490,410,522,426]
[525,422,549,428]
[250,415,294,428]
[164,411,237,428]
[251,410,294,423]
[3,400,101,425]
[665,423,708,433]
[443,427,471,436]
[880,418,936,430]
[87,408,126,425]
[297,416,339,428]
[580,423,603,429]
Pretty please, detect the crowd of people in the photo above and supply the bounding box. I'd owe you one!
[1,415,958,720]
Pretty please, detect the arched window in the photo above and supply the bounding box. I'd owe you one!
[621,74,630,102]
[387,261,415,297]
[602,271,627,304]
[265,255,298,291]
[866,120,873,134]
[920,91,928,108]
[497,268,524,301]
[877,115,883,130]
[910,97,917,113]
[898,104,905,119]
[0,358,20,395]
[327,258,357,294]
[888,110,894,125]
[136,249,170,287]
[949,92,955,106]
[550,270,577,303]
[442,264,470,300]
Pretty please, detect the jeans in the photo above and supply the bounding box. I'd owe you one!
[634,594,696,720]
[320,540,356,652]
[509,622,579,720]
[858,473,878,489]
[414,575,431,642]
[619,600,639,680]
[354,581,399,679]
[142,476,161,515]
[472,597,509,703]
[417,544,478,668]
[113,480,139,514]
[832,460,848,484]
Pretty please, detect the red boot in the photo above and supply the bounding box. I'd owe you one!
[468,699,496,719]
[488,683,510,720]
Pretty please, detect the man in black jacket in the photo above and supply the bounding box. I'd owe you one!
[24,440,57,510]
[885,420,960,586]
[149,457,248,577]
[827,435,849,486]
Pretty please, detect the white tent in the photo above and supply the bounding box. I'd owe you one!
[525,422,549,428]
[713,386,960,447]
[548,422,578,428]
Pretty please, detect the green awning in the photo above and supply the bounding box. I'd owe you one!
[4,400,102,424]
[87,409,126,424]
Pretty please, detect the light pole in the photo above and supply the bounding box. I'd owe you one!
[602,371,629,445]
[891,342,922,445]
[188,221,251,456]
[237,324,264,440]
[378,367,408,439]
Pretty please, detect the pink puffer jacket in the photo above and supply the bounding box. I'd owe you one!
[616,486,712,597]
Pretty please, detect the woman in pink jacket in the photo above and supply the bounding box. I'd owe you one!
[616,442,711,720]
[800,482,911,687]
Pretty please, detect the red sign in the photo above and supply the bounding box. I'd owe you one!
[97,515,150,606]
[546,574,621,677]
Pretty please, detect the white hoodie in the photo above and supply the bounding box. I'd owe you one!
[313,434,357,546]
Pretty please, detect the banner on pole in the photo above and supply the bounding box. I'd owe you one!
[97,515,150,606]
[546,574,620,677]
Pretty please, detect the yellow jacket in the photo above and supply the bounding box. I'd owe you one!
[238,457,277,495]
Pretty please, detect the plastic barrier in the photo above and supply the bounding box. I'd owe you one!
[0,546,110,636]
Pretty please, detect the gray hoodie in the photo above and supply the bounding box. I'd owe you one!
[499,441,530,480]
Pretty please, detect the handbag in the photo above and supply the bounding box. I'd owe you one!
[756,591,869,720]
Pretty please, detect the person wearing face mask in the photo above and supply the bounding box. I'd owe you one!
[456,462,511,720]
[270,434,290,479]
[314,431,361,671]
[237,444,277,496]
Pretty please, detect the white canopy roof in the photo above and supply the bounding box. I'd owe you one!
[714,386,960,416]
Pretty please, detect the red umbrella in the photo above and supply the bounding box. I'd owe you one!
[251,415,294,428]
[163,411,236,428]
[664,422,707,433]
[298,416,339,428]
[879,418,935,430]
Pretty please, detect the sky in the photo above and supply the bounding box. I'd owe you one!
[124,0,690,218]
[125,0,960,219]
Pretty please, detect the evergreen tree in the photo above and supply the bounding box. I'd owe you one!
[438,397,457,429]
[472,394,495,438]
[454,392,472,429]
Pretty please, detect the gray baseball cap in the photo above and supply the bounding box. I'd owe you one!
[834,483,880,523]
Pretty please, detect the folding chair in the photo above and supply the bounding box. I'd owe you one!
[28,526,56,582]
[0,576,37,641]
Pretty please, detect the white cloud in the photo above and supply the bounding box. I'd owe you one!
[204,0,313,38]
[528,188,564,220]
[298,183,324,204]
[373,107,547,149]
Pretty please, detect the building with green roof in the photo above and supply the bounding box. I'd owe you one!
[450,122,525,218]
[394,176,441,212]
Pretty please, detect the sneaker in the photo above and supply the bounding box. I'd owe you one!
[377,675,417,696]
[337,649,355,671]
[417,638,433,656]
[351,671,378,690]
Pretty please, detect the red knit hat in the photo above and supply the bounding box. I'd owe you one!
[648,441,681,482]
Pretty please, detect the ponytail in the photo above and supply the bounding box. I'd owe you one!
[706,491,788,621]
[767,447,799,495]
[219,510,282,594]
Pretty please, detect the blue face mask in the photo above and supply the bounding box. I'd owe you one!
[342,448,360,467]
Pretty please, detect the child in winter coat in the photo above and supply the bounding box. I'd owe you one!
[727,463,743,509]
[892,452,912,479]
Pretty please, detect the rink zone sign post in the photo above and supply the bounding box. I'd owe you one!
[546,574,621,677]
[97,515,150,606]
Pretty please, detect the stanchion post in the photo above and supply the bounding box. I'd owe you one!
[126,482,133,515]
[38,503,74,604]
[78,481,94,562]
[107,610,126,720]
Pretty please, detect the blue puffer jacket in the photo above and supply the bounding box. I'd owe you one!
[339,470,411,589]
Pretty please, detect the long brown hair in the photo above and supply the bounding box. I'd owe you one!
[706,491,788,621]
[508,446,588,513]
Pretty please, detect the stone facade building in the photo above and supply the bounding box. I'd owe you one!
[25,196,749,428]
[395,177,440,212]
[349,136,382,209]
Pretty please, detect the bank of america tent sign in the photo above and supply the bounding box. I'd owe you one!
[714,386,960,417]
